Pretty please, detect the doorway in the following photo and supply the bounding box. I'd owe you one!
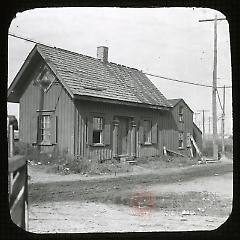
[117,117,129,155]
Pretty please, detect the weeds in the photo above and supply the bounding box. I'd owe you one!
[14,142,132,175]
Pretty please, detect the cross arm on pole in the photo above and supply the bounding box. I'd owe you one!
[199,18,226,22]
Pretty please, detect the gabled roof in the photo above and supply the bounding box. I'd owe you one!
[8,44,172,110]
[167,98,194,113]
[193,122,202,134]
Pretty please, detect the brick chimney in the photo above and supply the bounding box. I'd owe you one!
[97,46,108,63]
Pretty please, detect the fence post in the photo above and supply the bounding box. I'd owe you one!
[9,157,28,230]
[9,124,14,158]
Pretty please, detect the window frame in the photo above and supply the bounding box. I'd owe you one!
[35,65,56,92]
[92,116,104,146]
[179,106,184,122]
[178,131,184,149]
[36,110,56,146]
[39,114,51,145]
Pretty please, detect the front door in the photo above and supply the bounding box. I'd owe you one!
[117,117,129,155]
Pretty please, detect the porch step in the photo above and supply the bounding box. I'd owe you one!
[205,158,217,163]
[127,160,137,165]
[118,155,137,164]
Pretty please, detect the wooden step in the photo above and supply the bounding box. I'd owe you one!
[206,160,217,163]
[205,158,217,163]
[127,160,137,165]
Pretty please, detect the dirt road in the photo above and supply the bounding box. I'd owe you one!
[27,159,233,233]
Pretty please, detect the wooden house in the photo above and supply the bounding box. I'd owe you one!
[167,98,202,157]
[8,44,202,161]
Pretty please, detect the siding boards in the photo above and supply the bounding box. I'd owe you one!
[74,100,166,160]
[167,100,194,156]
[19,65,75,155]
[19,78,40,144]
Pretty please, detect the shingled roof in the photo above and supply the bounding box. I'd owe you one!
[8,44,172,109]
[168,98,194,113]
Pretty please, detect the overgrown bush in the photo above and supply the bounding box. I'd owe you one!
[63,157,132,175]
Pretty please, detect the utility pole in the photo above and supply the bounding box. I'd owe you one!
[199,15,226,160]
[208,117,211,134]
[198,109,209,148]
[221,85,226,154]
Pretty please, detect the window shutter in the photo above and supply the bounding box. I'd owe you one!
[88,115,93,146]
[139,120,144,144]
[152,121,158,144]
[104,117,111,146]
[31,115,38,144]
[50,115,57,144]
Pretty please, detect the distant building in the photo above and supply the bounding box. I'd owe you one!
[168,99,202,157]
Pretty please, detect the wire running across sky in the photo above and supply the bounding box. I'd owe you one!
[144,72,232,89]
[9,32,232,90]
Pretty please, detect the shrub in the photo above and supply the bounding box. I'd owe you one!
[64,158,93,174]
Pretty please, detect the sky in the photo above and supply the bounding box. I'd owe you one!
[8,7,232,135]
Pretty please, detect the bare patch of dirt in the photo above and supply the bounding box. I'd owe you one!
[27,159,233,233]
[28,200,230,233]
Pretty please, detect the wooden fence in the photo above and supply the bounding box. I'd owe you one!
[8,124,28,230]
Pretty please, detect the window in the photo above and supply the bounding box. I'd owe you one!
[40,115,51,144]
[35,65,55,91]
[93,117,103,144]
[186,133,191,148]
[178,132,184,148]
[143,120,152,144]
[179,106,184,122]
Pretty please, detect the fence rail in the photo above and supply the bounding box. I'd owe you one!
[8,124,28,230]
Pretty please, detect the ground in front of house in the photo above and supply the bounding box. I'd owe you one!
[27,156,233,233]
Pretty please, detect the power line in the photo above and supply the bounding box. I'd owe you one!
[8,33,53,47]
[9,32,232,89]
[144,72,231,89]
[199,17,226,22]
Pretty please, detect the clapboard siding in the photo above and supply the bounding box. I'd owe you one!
[19,81,198,160]
[74,99,168,160]
[19,62,75,155]
[47,82,75,154]
[166,100,194,156]
[19,77,40,144]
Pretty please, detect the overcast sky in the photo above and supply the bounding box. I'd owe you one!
[8,7,232,134]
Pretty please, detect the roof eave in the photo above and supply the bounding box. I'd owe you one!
[73,94,171,110]
[168,98,194,113]
[8,45,38,103]
[193,122,202,134]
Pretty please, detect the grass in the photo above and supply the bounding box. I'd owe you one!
[15,139,232,176]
